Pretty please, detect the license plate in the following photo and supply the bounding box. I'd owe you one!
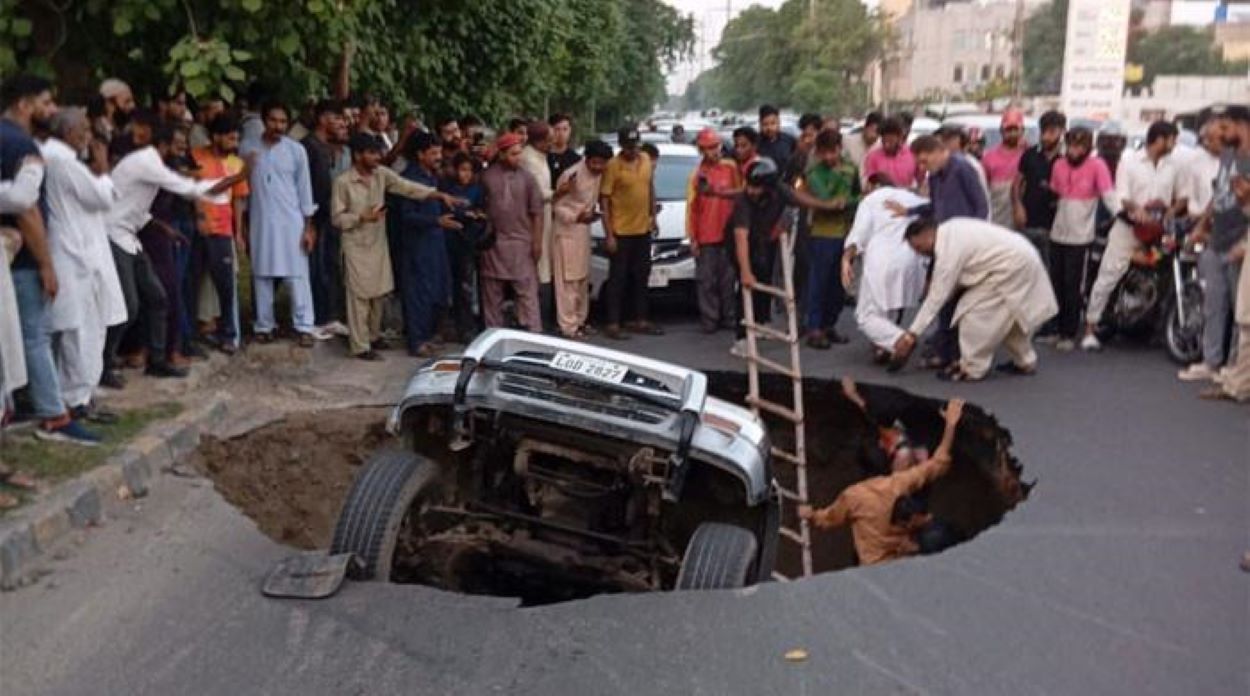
[648,267,669,288]
[550,351,628,383]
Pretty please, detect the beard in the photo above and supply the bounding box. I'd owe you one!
[1066,152,1090,167]
[1222,134,1242,150]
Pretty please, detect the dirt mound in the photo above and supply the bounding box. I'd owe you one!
[193,408,390,549]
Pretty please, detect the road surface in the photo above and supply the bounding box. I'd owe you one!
[1,318,1246,695]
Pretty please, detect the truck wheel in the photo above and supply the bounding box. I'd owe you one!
[330,446,438,581]
[675,522,759,590]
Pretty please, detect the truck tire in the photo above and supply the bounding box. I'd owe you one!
[675,522,759,590]
[329,446,438,581]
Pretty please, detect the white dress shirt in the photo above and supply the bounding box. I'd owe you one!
[1115,148,1182,211]
[106,146,220,254]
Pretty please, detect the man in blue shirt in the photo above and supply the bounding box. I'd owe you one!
[1,74,100,445]
[395,132,455,357]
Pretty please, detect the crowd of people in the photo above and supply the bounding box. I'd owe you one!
[684,103,1250,394]
[2,71,1249,470]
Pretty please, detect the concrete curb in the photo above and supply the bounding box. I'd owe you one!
[0,396,229,590]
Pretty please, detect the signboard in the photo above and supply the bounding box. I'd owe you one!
[1059,0,1131,121]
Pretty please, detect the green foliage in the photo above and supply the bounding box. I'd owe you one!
[1128,25,1249,87]
[1026,0,1247,95]
[0,0,692,132]
[703,0,883,116]
[1022,0,1067,95]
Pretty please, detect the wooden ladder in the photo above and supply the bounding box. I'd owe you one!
[739,229,813,580]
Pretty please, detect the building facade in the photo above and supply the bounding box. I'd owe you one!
[881,0,1043,103]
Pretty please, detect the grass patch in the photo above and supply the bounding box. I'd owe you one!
[1,402,183,511]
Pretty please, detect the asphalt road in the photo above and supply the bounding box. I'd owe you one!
[1,314,1246,696]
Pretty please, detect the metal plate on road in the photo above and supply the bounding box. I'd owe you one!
[262,552,355,599]
[647,267,669,288]
[550,351,628,383]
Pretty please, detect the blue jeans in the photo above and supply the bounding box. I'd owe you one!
[12,268,64,419]
[803,237,845,332]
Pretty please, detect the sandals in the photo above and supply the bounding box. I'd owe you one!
[936,366,981,382]
[995,362,1037,377]
[805,332,831,350]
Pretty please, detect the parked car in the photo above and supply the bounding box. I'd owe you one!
[589,142,701,303]
[329,329,780,597]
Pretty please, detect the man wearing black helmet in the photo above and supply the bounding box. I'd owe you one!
[728,156,847,357]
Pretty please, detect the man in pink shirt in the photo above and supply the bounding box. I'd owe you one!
[981,109,1028,228]
[863,117,917,190]
[1047,127,1118,350]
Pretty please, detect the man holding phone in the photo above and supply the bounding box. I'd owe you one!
[331,133,461,360]
[552,140,612,338]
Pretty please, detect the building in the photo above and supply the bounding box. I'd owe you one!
[1215,20,1250,61]
[1135,0,1173,30]
[881,0,1044,103]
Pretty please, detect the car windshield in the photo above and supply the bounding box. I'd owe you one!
[654,155,698,201]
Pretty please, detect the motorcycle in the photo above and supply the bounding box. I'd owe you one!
[1089,215,1204,364]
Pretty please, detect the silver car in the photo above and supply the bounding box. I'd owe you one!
[329,329,779,600]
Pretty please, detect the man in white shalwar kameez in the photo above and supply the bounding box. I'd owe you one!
[240,102,318,343]
[893,217,1058,380]
[41,108,127,414]
[842,182,928,355]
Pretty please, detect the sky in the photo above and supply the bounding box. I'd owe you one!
[663,0,1245,95]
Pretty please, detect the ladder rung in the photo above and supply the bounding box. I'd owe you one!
[748,282,787,299]
[775,484,804,501]
[779,526,807,544]
[744,354,800,379]
[771,447,802,465]
[745,395,803,423]
[771,571,792,582]
[741,321,795,343]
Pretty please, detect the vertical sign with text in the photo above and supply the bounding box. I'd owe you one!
[1060,0,1131,121]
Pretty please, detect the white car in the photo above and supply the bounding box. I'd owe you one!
[589,142,701,303]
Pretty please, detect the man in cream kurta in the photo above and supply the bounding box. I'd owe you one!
[551,141,612,338]
[330,134,454,359]
[894,217,1058,380]
[519,122,555,329]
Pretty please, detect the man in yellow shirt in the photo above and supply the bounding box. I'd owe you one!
[599,127,660,340]
[801,398,964,565]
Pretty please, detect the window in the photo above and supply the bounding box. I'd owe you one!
[953,64,964,83]
[981,64,991,81]
[952,30,967,51]
[995,64,1006,79]
[984,31,994,50]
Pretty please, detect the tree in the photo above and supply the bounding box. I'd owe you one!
[705,0,884,116]
[0,0,693,131]
[1022,0,1067,95]
[1128,25,1249,87]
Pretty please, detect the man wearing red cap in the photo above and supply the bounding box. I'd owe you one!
[686,127,743,333]
[480,132,544,333]
[982,110,1028,229]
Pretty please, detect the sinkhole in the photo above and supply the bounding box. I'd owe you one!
[195,373,1030,607]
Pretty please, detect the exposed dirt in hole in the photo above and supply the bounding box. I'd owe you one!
[191,408,390,549]
[198,376,1025,581]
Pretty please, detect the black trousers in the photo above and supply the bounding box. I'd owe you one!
[201,236,238,341]
[736,243,778,340]
[604,235,651,327]
[104,241,169,368]
[1049,242,1090,339]
[310,220,344,326]
[446,239,479,340]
